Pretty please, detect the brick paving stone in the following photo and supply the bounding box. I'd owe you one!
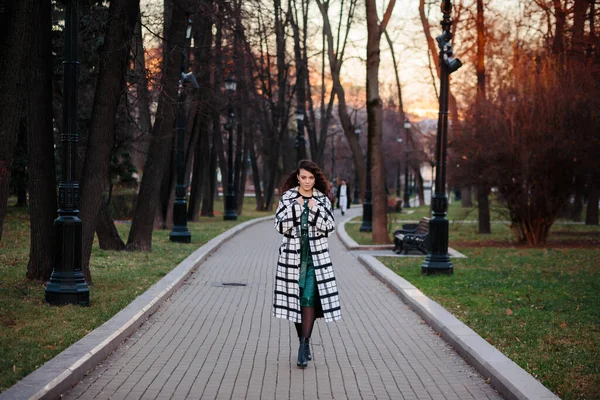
[63,219,503,400]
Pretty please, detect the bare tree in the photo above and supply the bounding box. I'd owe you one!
[0,0,31,240]
[79,0,139,278]
[26,0,57,281]
[365,0,395,243]
[127,0,188,251]
[475,0,491,234]
[315,0,366,199]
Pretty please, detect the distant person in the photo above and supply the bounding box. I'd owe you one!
[337,179,348,216]
[273,160,342,368]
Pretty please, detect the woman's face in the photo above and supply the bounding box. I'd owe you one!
[297,168,316,191]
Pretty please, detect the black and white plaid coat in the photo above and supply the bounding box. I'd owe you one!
[272,187,342,323]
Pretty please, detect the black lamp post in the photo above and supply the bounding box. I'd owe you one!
[353,127,361,204]
[360,127,372,232]
[422,0,462,275]
[223,76,238,221]
[331,132,336,180]
[395,136,402,198]
[403,119,411,208]
[45,0,89,306]
[170,20,195,243]
[295,109,305,164]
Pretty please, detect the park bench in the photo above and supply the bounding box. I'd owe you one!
[393,217,430,255]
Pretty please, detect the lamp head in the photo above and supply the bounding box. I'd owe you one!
[354,127,361,136]
[224,76,237,95]
[446,57,462,73]
[404,119,411,130]
[296,110,304,122]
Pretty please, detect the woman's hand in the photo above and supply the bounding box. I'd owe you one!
[296,197,305,206]
[307,199,317,208]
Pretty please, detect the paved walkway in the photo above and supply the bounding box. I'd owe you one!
[64,216,502,400]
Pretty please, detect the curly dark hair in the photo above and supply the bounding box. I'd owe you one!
[279,160,333,201]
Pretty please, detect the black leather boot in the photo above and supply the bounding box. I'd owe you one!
[297,337,308,368]
[305,338,311,361]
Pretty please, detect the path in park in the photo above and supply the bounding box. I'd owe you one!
[64,211,502,400]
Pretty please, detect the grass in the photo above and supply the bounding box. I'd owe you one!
[350,200,600,399]
[378,248,600,400]
[346,200,600,246]
[0,197,272,392]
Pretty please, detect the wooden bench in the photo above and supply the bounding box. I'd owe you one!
[393,217,430,255]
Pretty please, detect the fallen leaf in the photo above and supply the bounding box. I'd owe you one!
[505,308,513,316]
[560,322,567,328]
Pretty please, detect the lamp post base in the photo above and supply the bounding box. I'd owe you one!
[421,254,453,275]
[359,202,372,232]
[170,195,191,242]
[224,193,238,220]
[170,228,191,243]
[45,214,90,306]
[45,272,90,306]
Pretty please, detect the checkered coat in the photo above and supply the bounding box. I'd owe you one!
[272,187,342,323]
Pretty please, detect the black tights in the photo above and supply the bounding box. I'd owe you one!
[295,307,315,339]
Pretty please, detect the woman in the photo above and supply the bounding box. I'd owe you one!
[273,160,342,368]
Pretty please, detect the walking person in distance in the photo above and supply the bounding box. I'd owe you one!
[273,160,342,368]
[337,179,349,216]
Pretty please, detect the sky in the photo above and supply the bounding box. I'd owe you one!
[140,0,524,121]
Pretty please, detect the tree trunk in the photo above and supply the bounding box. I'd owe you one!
[384,29,406,125]
[291,0,307,160]
[461,186,473,207]
[477,184,491,234]
[237,128,250,215]
[586,182,599,225]
[0,0,30,240]
[187,8,213,221]
[553,0,566,55]
[13,120,28,207]
[249,127,264,210]
[316,0,365,200]
[201,117,219,217]
[130,9,152,174]
[127,1,187,251]
[365,0,395,244]
[96,200,125,250]
[79,0,138,274]
[570,184,584,222]
[475,0,490,234]
[416,168,425,207]
[188,120,208,221]
[26,0,56,281]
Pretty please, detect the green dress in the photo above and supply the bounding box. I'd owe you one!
[298,197,317,307]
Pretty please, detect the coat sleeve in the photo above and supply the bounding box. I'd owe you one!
[308,196,335,235]
[274,198,302,235]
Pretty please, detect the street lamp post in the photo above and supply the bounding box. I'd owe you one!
[353,127,361,204]
[170,20,195,243]
[422,0,462,275]
[403,119,411,208]
[45,0,90,306]
[295,110,305,164]
[331,132,336,180]
[395,136,403,199]
[360,127,372,232]
[396,162,401,198]
[223,76,238,221]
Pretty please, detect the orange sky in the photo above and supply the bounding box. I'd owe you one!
[140,0,521,121]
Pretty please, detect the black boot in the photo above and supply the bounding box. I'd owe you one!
[297,337,308,368]
[305,338,311,361]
